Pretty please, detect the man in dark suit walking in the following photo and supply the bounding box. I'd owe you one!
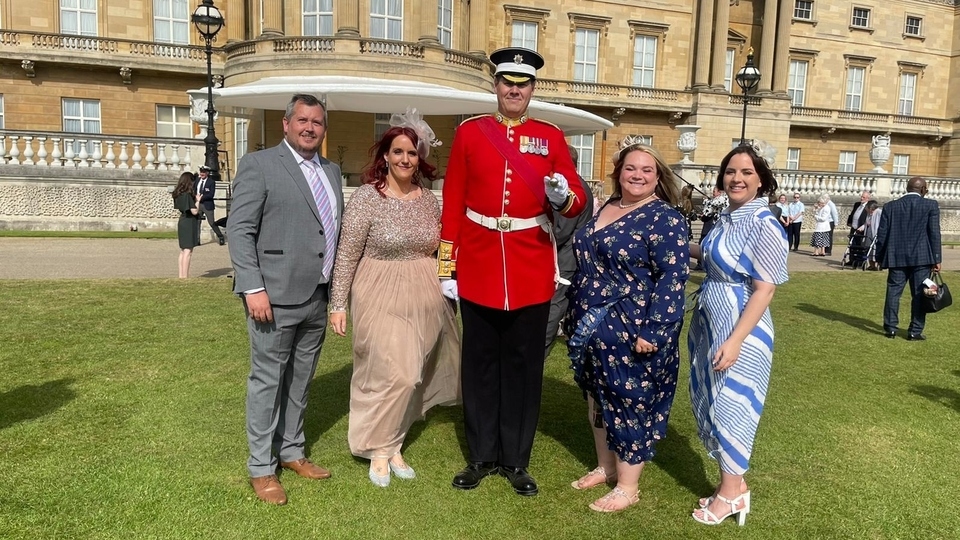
[874,177,942,340]
[196,165,226,245]
[228,94,343,505]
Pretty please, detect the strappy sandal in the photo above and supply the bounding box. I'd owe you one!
[697,479,747,508]
[570,466,617,490]
[692,491,751,526]
[588,487,640,513]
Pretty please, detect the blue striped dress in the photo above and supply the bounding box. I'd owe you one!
[688,197,788,475]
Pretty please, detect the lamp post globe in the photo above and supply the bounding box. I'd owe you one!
[192,0,224,182]
[735,48,762,146]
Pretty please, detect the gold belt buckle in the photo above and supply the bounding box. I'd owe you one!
[497,218,512,231]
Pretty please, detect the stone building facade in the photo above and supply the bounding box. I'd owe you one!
[0,0,959,233]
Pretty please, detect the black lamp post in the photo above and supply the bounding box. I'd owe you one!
[192,0,224,181]
[735,47,762,146]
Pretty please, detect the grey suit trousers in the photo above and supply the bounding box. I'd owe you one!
[246,285,329,477]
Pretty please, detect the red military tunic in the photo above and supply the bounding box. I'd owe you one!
[439,114,587,310]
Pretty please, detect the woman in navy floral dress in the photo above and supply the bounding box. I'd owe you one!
[565,142,689,512]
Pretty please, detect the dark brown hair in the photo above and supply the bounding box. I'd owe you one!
[715,145,779,198]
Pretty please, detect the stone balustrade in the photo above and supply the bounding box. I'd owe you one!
[0,130,204,172]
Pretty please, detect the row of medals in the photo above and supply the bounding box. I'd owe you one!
[519,135,549,156]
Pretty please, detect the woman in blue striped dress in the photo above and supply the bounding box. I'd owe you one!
[687,142,788,526]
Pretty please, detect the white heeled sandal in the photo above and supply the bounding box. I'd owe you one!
[692,491,751,526]
[698,479,748,508]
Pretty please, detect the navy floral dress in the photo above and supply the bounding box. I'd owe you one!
[565,199,690,464]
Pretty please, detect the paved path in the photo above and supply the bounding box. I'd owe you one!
[0,237,957,279]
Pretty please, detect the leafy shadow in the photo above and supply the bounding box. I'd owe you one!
[0,378,76,430]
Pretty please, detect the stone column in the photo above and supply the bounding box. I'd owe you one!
[418,0,440,44]
[758,0,777,93]
[692,0,715,89]
[225,0,246,42]
[261,0,283,36]
[468,0,488,55]
[773,0,792,93]
[710,0,731,89]
[335,0,360,37]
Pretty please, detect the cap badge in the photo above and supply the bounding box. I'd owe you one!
[514,53,523,63]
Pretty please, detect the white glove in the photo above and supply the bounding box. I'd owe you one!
[544,173,570,207]
[440,280,459,301]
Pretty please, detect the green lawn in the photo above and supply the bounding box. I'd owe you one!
[1,274,957,539]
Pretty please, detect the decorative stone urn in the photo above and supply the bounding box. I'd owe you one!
[186,88,218,139]
[870,133,891,173]
[676,124,701,165]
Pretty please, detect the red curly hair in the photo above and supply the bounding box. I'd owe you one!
[360,126,438,196]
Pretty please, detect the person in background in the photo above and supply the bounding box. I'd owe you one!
[810,195,831,257]
[545,145,594,357]
[329,109,461,487]
[875,177,942,341]
[786,192,805,252]
[776,194,790,238]
[172,171,201,278]
[565,140,689,512]
[195,165,226,246]
[227,94,343,505]
[864,200,882,270]
[439,47,587,497]
[824,193,839,256]
[847,190,872,237]
[687,141,788,526]
[698,187,727,243]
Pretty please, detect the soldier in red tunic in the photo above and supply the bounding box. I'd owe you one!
[440,47,588,496]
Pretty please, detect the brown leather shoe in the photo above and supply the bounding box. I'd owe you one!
[280,458,331,480]
[250,474,287,505]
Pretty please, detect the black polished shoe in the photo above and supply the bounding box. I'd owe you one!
[218,237,226,246]
[500,466,539,496]
[907,334,927,341]
[452,462,499,490]
[884,331,897,339]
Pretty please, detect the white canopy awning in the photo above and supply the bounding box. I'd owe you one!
[212,76,613,135]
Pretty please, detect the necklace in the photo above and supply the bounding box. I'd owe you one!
[617,194,657,209]
[386,185,416,200]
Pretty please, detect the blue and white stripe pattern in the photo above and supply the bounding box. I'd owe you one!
[688,197,788,475]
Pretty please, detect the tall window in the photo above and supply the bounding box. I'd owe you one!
[62,98,101,154]
[794,0,813,20]
[374,113,390,142]
[786,148,801,170]
[573,29,599,83]
[511,21,538,50]
[370,0,403,40]
[303,0,334,36]
[845,67,864,111]
[60,0,98,36]
[632,35,657,88]
[156,105,192,138]
[893,154,910,175]
[0,95,4,129]
[851,7,870,28]
[235,119,249,170]
[787,60,808,107]
[898,73,916,116]
[838,151,857,173]
[153,0,189,44]
[437,0,453,47]
[904,16,922,36]
[723,49,735,92]
[569,134,595,180]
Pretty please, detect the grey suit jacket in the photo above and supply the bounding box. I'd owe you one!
[874,193,941,270]
[228,142,344,305]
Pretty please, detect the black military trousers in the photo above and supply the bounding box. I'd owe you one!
[459,298,550,468]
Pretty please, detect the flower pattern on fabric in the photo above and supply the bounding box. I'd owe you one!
[565,199,690,464]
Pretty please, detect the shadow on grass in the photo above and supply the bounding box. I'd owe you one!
[794,302,885,334]
[0,378,76,429]
[652,425,713,497]
[200,267,233,278]
[910,385,960,413]
[303,364,352,451]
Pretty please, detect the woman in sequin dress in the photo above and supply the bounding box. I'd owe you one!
[565,142,689,512]
[688,143,788,526]
[329,114,461,487]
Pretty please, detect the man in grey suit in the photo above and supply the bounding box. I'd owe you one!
[227,94,343,505]
[875,177,942,341]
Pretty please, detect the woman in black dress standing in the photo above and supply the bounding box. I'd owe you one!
[172,171,201,278]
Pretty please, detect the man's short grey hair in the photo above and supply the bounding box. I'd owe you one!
[284,94,327,126]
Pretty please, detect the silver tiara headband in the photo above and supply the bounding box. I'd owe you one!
[613,134,650,162]
[389,107,442,159]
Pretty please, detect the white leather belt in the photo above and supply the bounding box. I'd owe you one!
[466,209,549,232]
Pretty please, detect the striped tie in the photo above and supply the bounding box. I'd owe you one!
[303,160,337,279]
